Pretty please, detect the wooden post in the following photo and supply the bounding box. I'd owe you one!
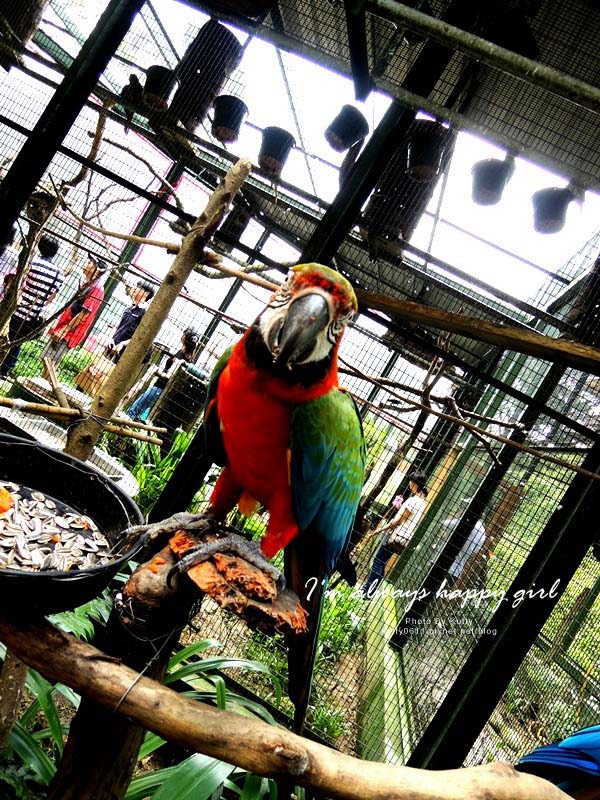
[65,158,251,462]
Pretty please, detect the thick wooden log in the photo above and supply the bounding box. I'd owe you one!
[355,289,600,376]
[0,615,569,800]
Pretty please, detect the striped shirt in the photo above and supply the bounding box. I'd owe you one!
[14,257,63,322]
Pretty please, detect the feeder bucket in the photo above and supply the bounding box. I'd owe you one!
[0,434,144,615]
[406,120,446,181]
[212,95,248,143]
[532,187,575,234]
[471,156,515,205]
[325,105,369,152]
[170,19,243,133]
[144,65,178,111]
[258,126,295,178]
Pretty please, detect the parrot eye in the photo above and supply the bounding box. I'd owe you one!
[270,272,294,308]
[329,308,355,343]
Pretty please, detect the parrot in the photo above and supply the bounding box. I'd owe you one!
[517,724,600,799]
[204,262,365,732]
[132,263,365,733]
[118,74,143,134]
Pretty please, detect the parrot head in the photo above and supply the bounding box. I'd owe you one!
[256,263,357,371]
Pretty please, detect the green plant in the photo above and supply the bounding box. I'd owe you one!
[128,429,193,514]
[56,347,93,386]
[1,633,284,800]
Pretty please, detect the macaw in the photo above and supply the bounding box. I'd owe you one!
[126,263,365,730]
[202,262,365,731]
[517,724,600,798]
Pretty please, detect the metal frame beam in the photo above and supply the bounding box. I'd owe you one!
[367,0,600,113]
[0,0,145,247]
[301,0,482,266]
[345,1,372,101]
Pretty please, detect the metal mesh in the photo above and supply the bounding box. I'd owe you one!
[0,0,599,784]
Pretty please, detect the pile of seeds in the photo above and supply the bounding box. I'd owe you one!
[0,482,114,572]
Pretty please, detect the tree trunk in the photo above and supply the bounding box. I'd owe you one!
[48,544,197,800]
[65,158,251,462]
[0,613,570,800]
[0,651,28,748]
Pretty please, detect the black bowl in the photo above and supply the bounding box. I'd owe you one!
[0,434,144,615]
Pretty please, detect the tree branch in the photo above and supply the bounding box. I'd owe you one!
[0,614,569,800]
[101,134,186,214]
[340,357,600,483]
[64,158,252,462]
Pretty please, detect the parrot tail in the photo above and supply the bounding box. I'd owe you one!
[285,538,327,736]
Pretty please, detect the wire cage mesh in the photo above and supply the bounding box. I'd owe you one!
[0,0,599,791]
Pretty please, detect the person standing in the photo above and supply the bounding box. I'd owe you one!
[442,513,487,588]
[363,472,429,593]
[125,327,199,421]
[41,253,107,375]
[0,234,62,377]
[105,279,154,363]
[0,225,18,298]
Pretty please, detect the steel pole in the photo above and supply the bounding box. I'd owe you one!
[0,0,145,246]
[367,0,600,113]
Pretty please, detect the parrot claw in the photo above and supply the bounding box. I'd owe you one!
[167,534,286,592]
[120,511,220,552]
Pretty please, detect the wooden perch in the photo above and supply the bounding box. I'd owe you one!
[0,614,569,800]
[169,529,308,636]
[354,289,600,376]
[0,396,162,446]
[123,528,307,637]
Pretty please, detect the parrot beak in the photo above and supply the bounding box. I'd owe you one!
[271,292,330,368]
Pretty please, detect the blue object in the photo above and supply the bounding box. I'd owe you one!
[127,385,162,421]
[518,724,600,793]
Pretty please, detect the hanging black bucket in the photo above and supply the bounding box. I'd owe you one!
[258,126,295,178]
[170,19,243,133]
[325,105,369,152]
[471,155,515,206]
[143,65,179,111]
[532,187,575,234]
[0,0,49,71]
[406,120,447,181]
[212,95,248,143]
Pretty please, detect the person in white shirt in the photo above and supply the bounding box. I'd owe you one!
[363,471,429,592]
[442,515,487,586]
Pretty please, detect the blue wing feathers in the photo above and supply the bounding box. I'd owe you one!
[290,389,365,574]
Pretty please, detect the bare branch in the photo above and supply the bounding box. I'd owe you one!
[0,614,571,800]
[101,134,187,215]
[341,357,600,483]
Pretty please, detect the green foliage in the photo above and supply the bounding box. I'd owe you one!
[0,752,45,800]
[12,341,43,379]
[12,341,92,386]
[125,429,193,514]
[56,347,93,386]
[1,632,285,800]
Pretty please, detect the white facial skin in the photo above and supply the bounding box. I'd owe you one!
[130,286,149,306]
[259,286,336,366]
[258,270,356,367]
